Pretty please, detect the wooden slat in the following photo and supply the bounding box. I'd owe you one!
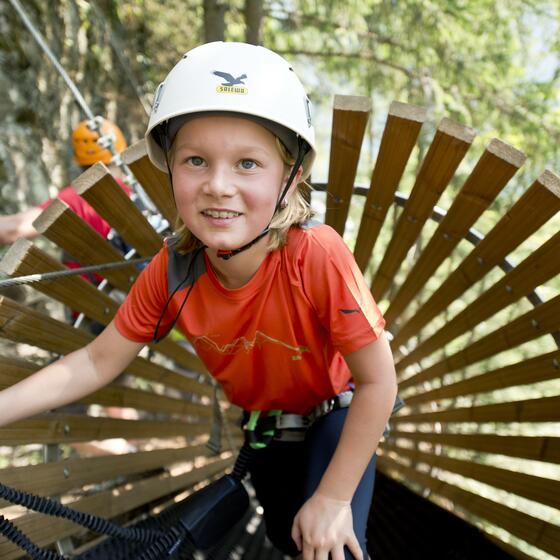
[0,444,216,506]
[0,238,121,324]
[0,294,91,349]
[397,293,560,386]
[122,139,176,225]
[486,534,537,560]
[0,240,209,379]
[403,351,560,406]
[72,162,162,256]
[387,429,560,463]
[392,395,560,423]
[33,198,138,292]
[0,457,233,559]
[353,101,427,271]
[397,227,560,370]
[0,296,210,396]
[384,138,526,325]
[0,414,209,445]
[378,456,560,558]
[324,95,371,236]
[393,170,560,347]
[371,117,476,301]
[0,355,38,385]
[380,441,560,509]
[81,384,214,417]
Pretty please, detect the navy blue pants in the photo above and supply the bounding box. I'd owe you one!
[248,407,376,558]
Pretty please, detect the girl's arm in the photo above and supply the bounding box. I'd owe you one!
[0,321,144,427]
[292,331,397,559]
[315,331,397,500]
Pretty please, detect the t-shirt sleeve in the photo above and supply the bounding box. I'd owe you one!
[298,225,385,355]
[114,245,172,342]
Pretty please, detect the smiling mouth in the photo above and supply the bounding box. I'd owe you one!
[202,210,242,218]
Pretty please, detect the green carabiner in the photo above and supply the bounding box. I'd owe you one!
[245,410,282,449]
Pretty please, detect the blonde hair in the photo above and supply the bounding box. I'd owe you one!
[171,137,313,255]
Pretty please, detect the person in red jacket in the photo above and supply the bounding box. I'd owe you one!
[0,118,130,246]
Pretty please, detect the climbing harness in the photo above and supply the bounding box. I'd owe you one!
[245,410,283,449]
[243,390,355,448]
[244,392,406,447]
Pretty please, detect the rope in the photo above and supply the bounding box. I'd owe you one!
[0,257,151,289]
[0,515,61,560]
[8,0,96,121]
[0,483,165,545]
[8,0,157,214]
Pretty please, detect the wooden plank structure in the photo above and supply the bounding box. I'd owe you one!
[0,95,559,559]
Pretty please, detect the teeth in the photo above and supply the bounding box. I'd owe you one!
[203,210,240,218]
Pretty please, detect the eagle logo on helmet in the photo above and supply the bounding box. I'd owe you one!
[213,71,248,94]
[213,71,247,86]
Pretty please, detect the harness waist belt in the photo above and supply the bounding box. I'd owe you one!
[274,390,355,430]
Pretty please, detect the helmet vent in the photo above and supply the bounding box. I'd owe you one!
[152,82,166,114]
[304,97,312,127]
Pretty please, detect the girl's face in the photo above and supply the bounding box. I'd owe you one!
[171,115,289,254]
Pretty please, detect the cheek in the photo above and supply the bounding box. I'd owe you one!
[243,188,278,214]
[172,177,195,207]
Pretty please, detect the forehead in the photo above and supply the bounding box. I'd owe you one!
[175,115,277,147]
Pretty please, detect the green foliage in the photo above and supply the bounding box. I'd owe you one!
[262,0,559,179]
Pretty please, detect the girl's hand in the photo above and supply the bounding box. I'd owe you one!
[291,492,363,560]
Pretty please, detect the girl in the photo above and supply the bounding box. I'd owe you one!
[0,42,397,559]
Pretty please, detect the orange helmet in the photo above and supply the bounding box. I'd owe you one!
[72,118,127,166]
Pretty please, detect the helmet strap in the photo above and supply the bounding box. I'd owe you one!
[159,121,177,205]
[217,137,308,261]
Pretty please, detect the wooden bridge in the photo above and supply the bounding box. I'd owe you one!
[0,96,558,559]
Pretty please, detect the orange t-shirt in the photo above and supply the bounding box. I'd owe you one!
[115,222,385,414]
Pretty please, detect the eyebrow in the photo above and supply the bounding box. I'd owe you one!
[174,142,271,156]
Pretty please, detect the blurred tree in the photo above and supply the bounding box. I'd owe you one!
[0,0,150,216]
[0,0,558,219]
[261,0,559,186]
[204,0,227,41]
[245,0,263,44]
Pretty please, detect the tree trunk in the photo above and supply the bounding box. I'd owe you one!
[0,0,144,217]
[244,0,263,45]
[203,0,227,42]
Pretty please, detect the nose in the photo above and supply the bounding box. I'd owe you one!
[203,164,235,198]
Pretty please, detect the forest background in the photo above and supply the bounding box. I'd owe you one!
[1,0,559,214]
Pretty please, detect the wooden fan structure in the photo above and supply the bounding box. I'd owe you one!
[0,96,558,559]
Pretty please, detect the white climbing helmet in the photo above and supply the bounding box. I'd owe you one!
[145,41,316,180]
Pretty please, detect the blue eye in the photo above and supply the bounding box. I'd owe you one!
[239,159,257,170]
[187,156,205,166]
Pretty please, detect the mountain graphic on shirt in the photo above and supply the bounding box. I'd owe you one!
[193,331,310,360]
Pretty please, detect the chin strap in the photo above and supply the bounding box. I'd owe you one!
[216,229,270,261]
[217,137,309,261]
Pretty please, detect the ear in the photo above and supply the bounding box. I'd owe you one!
[284,164,303,198]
